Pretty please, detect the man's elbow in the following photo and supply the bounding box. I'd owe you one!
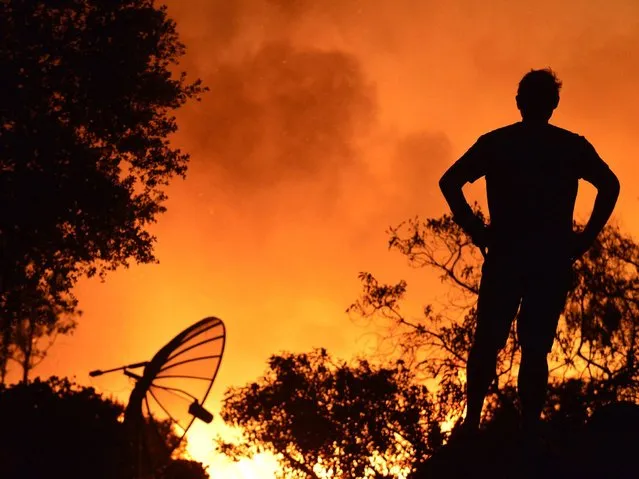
[606,171,621,199]
[611,173,621,195]
[438,174,450,194]
[439,171,460,197]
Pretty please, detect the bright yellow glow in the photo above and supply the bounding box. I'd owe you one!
[184,420,279,479]
[199,454,278,479]
[184,423,214,464]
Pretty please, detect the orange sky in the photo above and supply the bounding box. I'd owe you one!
[18,1,639,477]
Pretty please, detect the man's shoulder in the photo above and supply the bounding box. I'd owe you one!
[473,123,522,151]
[480,122,588,145]
[478,122,521,140]
[547,124,586,141]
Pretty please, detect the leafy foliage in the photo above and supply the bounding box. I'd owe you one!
[1,267,78,382]
[0,377,209,479]
[161,459,210,479]
[0,0,205,381]
[218,349,442,479]
[349,210,639,423]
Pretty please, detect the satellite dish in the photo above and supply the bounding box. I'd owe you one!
[90,317,226,477]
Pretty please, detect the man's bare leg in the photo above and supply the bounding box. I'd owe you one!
[518,349,549,433]
[464,341,499,430]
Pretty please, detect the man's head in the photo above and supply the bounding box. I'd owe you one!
[516,68,562,122]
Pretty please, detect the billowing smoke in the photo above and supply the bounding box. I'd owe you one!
[186,42,375,188]
[391,131,451,215]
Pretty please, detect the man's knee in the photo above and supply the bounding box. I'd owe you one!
[518,317,557,356]
[472,325,510,357]
[520,345,549,365]
[469,336,502,363]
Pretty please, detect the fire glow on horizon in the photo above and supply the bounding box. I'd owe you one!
[29,1,639,477]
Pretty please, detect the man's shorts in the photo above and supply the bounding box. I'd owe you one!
[474,252,573,354]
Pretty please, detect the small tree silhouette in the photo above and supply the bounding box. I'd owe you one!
[218,349,443,478]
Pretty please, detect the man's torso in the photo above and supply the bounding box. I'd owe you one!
[473,122,598,256]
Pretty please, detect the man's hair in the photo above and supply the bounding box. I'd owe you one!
[516,68,562,119]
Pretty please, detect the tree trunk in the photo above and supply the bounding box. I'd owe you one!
[20,317,34,384]
[0,322,11,385]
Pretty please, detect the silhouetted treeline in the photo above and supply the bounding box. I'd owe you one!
[0,377,209,479]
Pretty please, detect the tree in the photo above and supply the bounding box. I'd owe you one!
[0,376,124,479]
[0,0,205,381]
[162,459,210,479]
[2,267,78,383]
[0,376,210,479]
[217,349,443,479]
[348,210,639,424]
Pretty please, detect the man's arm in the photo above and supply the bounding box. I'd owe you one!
[573,139,621,259]
[439,138,489,249]
[574,166,620,258]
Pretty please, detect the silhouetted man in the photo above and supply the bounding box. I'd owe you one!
[439,69,620,438]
